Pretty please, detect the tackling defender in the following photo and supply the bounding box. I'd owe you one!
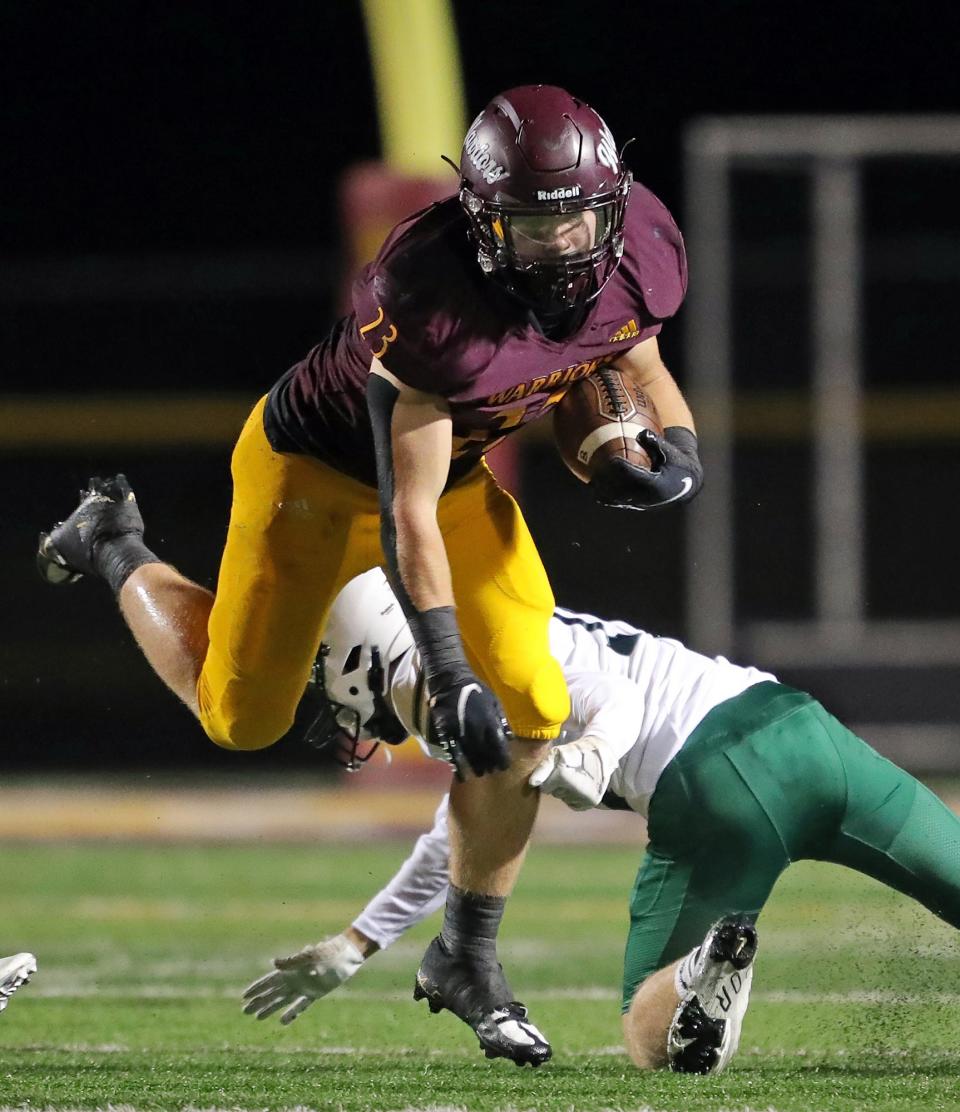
[243,570,960,1073]
[38,86,700,1064]
[0,953,36,1014]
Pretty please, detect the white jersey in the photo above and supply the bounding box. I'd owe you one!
[547,607,776,815]
[390,605,776,817]
[358,606,776,950]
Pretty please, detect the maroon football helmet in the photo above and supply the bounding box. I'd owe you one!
[459,85,631,316]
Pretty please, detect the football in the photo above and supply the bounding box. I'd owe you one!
[553,364,663,483]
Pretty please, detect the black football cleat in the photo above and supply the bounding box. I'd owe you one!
[414,936,551,1067]
[37,475,144,585]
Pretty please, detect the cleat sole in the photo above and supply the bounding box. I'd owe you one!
[36,532,82,585]
[708,917,758,971]
[668,994,726,1074]
[413,976,444,1014]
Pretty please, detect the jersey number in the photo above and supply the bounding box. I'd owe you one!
[359,306,398,360]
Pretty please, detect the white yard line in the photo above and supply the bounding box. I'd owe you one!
[24,984,960,1005]
[755,988,960,1004]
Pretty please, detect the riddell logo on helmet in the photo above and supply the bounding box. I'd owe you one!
[536,186,582,201]
[464,126,509,185]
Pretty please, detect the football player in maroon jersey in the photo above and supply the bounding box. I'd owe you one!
[39,86,701,1065]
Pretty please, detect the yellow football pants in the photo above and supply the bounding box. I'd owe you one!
[197,396,570,750]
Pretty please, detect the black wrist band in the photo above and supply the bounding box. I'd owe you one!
[95,537,161,596]
[664,425,703,485]
[664,426,699,457]
[408,606,472,690]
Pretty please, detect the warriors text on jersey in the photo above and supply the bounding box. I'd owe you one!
[263,184,687,487]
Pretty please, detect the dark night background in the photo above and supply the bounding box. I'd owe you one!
[3,1,960,770]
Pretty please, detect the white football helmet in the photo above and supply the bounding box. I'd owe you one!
[306,568,414,769]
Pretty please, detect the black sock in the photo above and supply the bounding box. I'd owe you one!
[439,885,506,963]
[95,536,161,596]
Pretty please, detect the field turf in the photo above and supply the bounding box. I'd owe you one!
[3,837,960,1111]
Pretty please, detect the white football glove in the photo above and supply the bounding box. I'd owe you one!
[528,736,618,810]
[241,934,365,1024]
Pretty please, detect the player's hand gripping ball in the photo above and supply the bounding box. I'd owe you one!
[554,364,702,511]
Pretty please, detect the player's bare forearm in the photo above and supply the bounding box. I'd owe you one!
[367,362,511,779]
[344,925,379,958]
[637,369,695,432]
[614,336,696,433]
[367,361,455,612]
[387,379,455,611]
[393,501,454,612]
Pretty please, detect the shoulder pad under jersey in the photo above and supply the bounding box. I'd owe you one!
[618,183,688,321]
[351,199,488,394]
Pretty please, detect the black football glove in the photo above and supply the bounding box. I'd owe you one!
[407,606,512,780]
[590,426,703,512]
[427,672,512,781]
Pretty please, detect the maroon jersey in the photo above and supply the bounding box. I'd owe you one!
[264,183,686,487]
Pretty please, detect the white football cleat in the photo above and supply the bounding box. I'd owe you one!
[0,952,37,1013]
[667,916,757,1074]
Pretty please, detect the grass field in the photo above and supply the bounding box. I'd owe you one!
[3,837,960,1111]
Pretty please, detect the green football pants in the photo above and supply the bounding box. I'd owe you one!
[621,681,960,1011]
